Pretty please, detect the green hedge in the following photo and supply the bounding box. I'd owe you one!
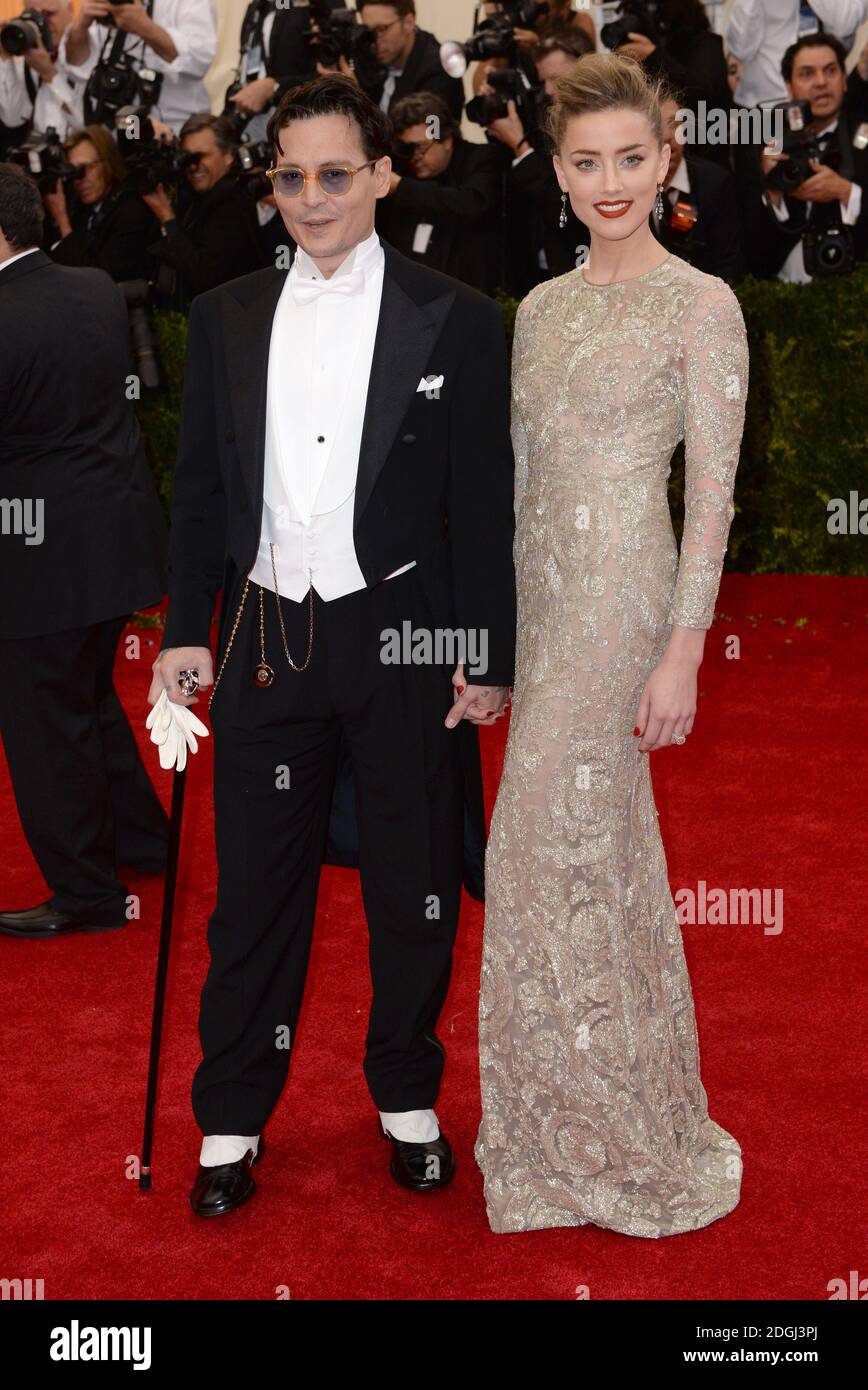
[139,269,868,576]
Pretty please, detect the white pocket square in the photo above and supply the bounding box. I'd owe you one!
[417,374,444,393]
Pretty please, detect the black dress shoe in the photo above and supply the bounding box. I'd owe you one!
[189,1135,266,1217]
[382,1126,455,1191]
[0,902,126,938]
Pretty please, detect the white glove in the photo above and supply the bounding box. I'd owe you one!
[145,689,210,771]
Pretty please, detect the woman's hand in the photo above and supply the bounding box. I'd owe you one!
[633,627,705,752]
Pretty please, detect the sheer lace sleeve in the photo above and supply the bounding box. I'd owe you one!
[510,300,531,520]
[671,281,749,629]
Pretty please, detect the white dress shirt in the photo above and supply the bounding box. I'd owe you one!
[0,30,87,139]
[63,0,217,134]
[0,246,40,275]
[727,0,868,109]
[249,226,414,603]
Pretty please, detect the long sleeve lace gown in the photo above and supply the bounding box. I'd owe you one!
[475,254,749,1237]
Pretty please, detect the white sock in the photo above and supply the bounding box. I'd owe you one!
[200,1134,259,1166]
[379,1109,439,1142]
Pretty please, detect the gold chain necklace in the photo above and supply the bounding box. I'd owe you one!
[208,545,314,707]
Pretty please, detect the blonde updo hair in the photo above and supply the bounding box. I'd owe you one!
[543,51,670,153]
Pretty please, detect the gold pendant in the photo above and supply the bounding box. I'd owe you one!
[253,662,274,688]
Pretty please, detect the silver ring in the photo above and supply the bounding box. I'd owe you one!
[672,732,686,745]
[178,668,199,697]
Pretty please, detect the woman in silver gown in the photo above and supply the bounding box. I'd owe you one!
[475,54,749,1237]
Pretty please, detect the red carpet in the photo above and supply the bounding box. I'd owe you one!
[1,574,864,1300]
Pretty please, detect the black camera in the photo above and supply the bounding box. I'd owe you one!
[764,100,838,192]
[118,278,162,393]
[802,225,855,277]
[441,3,545,128]
[85,56,163,127]
[600,0,668,51]
[7,127,78,194]
[465,66,536,128]
[440,3,547,77]
[216,109,271,200]
[303,2,383,87]
[0,7,52,56]
[236,142,273,201]
[99,0,137,25]
[114,107,201,195]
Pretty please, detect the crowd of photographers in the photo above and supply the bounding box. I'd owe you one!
[1,0,868,332]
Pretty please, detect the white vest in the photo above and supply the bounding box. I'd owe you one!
[249,227,385,602]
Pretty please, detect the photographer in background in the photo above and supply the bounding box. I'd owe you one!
[486,27,593,285]
[143,113,266,310]
[653,92,743,280]
[64,0,216,136]
[530,1,596,49]
[43,122,158,281]
[0,0,86,144]
[0,162,168,939]
[226,0,344,138]
[375,90,503,293]
[728,0,868,110]
[610,0,730,155]
[356,0,465,120]
[744,34,868,281]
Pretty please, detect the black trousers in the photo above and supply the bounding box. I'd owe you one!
[0,614,170,925]
[193,567,465,1135]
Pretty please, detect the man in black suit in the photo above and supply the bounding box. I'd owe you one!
[0,163,168,939]
[47,123,160,283]
[652,94,744,281]
[486,29,594,287]
[742,35,868,281]
[376,91,503,294]
[143,114,267,310]
[147,75,516,1214]
[226,0,346,131]
[355,0,465,122]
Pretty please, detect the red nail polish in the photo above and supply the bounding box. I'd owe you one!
[457,685,465,694]
[633,727,641,735]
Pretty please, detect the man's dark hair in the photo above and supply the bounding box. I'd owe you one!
[782,33,848,84]
[390,90,458,142]
[358,0,416,17]
[0,163,44,251]
[180,112,239,153]
[267,75,394,165]
[534,24,595,64]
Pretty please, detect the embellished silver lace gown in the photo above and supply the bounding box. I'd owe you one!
[475,255,749,1237]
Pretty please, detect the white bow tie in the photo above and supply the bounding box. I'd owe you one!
[290,263,366,306]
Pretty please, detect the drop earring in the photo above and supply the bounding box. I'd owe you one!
[559,190,568,228]
[655,183,665,220]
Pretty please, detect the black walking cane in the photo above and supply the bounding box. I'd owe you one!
[139,761,187,1192]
